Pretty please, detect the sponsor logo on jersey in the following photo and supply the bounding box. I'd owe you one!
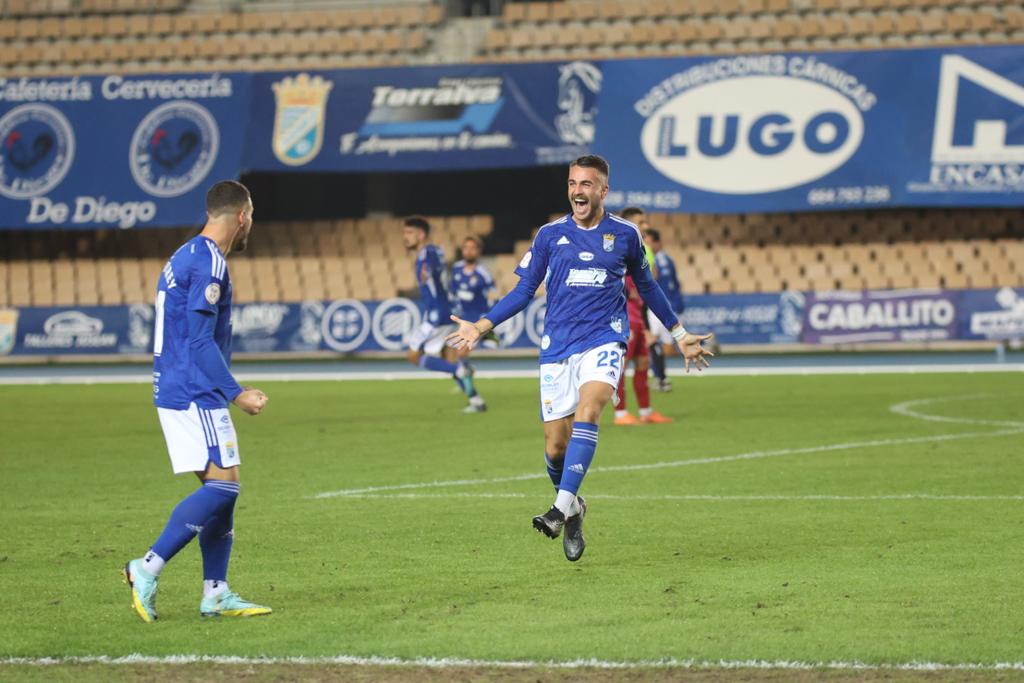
[557,236,570,245]
[610,316,623,334]
[578,251,594,261]
[0,103,75,199]
[272,73,333,166]
[130,100,219,198]
[636,55,874,194]
[566,267,608,287]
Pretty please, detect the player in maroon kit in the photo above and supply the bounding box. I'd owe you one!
[613,274,673,426]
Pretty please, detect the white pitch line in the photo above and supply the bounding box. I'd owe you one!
[332,492,1024,502]
[890,395,1024,428]
[313,428,1024,499]
[0,363,1022,386]
[2,655,1024,671]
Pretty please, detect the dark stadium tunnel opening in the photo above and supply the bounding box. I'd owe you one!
[240,165,568,252]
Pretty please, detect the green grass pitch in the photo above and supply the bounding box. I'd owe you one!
[1,371,1022,679]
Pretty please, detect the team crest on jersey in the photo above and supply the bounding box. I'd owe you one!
[271,73,333,167]
[602,234,615,252]
[0,309,18,355]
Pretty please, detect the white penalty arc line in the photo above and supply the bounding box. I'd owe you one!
[313,427,1023,499]
[314,395,1023,500]
[3,655,1024,672]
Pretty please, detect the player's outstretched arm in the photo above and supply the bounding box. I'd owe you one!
[676,330,714,373]
[446,315,492,351]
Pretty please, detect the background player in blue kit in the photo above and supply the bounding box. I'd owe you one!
[403,217,487,413]
[123,181,271,622]
[450,235,499,350]
[645,227,687,392]
[447,155,714,561]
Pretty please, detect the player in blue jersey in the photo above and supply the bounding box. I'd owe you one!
[447,155,713,561]
[645,227,686,392]
[450,235,499,350]
[403,217,487,413]
[123,181,271,622]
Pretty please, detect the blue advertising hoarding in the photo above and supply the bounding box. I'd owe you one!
[2,288,1019,357]
[592,45,1024,212]
[0,73,252,229]
[242,62,599,172]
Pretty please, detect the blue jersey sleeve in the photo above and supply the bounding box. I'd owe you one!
[627,229,678,331]
[484,232,550,327]
[187,308,243,403]
[187,244,228,315]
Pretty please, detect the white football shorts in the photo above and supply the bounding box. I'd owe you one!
[647,309,678,346]
[539,341,625,422]
[407,321,456,355]
[157,402,240,474]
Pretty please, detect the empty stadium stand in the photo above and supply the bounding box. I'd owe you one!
[482,1,1024,62]
[6,208,1015,309]
[0,1,442,75]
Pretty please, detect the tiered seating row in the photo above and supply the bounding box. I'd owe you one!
[483,1,1021,61]
[0,4,442,75]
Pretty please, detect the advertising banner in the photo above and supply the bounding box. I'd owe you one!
[801,289,959,344]
[5,288,1019,357]
[243,62,599,172]
[0,72,252,229]
[677,291,804,345]
[593,45,1024,213]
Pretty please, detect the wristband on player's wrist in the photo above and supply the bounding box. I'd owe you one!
[671,325,689,342]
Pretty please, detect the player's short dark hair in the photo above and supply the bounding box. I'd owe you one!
[404,216,431,235]
[206,180,250,216]
[645,228,661,242]
[621,206,645,222]
[570,154,610,178]
[463,234,484,250]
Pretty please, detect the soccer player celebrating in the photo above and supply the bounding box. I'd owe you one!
[124,180,271,622]
[451,235,499,351]
[645,227,686,392]
[447,155,713,561]
[403,217,486,413]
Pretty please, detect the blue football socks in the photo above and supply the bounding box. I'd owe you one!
[545,453,563,490]
[150,480,240,565]
[419,354,458,375]
[558,422,598,496]
[199,490,237,582]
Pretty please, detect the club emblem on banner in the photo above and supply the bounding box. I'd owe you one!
[271,74,333,167]
[0,309,18,355]
[0,103,76,200]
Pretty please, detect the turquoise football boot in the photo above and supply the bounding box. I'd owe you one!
[122,559,158,623]
[200,590,272,618]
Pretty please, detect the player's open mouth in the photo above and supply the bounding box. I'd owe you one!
[573,197,588,211]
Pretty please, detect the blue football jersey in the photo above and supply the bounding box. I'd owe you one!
[450,260,496,322]
[515,212,663,363]
[153,235,234,410]
[654,250,685,313]
[415,244,453,325]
